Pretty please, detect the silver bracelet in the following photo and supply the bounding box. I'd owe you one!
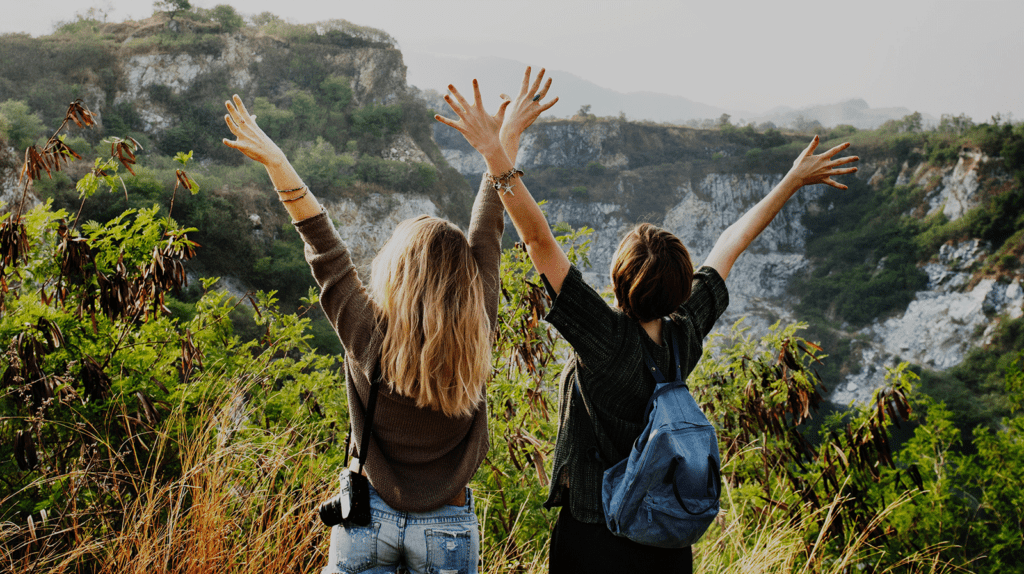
[279,187,308,203]
[486,168,524,196]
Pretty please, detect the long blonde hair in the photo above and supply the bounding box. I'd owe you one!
[369,215,490,418]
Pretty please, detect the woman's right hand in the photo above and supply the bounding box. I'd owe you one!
[222,94,287,168]
[499,66,558,140]
[434,80,511,161]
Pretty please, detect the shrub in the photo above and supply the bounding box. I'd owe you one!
[209,4,244,32]
[292,137,356,194]
[350,103,402,139]
[0,99,45,150]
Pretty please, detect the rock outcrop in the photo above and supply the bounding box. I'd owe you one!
[430,115,1020,407]
[833,239,1023,405]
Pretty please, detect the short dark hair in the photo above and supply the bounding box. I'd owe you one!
[610,223,694,322]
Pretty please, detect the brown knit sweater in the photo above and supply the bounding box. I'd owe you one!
[294,178,503,513]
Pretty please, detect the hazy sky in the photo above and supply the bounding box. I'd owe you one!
[3,0,1021,122]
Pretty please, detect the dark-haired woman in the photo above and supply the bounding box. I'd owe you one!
[436,68,858,573]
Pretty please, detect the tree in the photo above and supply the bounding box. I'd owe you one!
[900,111,923,133]
[209,4,244,32]
[938,113,973,136]
[154,0,192,20]
[717,113,731,127]
[0,99,45,151]
[577,104,592,117]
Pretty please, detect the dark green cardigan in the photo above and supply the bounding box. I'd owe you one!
[542,265,729,523]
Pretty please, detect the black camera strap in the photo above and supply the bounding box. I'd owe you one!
[344,366,383,475]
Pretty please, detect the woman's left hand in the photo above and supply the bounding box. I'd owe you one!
[222,94,287,168]
[788,136,859,189]
[435,80,510,159]
[499,66,558,139]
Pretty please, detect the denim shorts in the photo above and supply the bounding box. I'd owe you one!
[321,483,479,574]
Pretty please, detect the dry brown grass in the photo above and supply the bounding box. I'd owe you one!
[1,393,333,574]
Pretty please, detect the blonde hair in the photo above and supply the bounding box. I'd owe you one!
[369,215,491,418]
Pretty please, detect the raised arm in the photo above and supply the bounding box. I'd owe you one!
[435,68,571,293]
[222,94,321,221]
[703,135,859,280]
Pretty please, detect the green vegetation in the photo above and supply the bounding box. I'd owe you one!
[0,7,471,310]
[3,12,1024,572]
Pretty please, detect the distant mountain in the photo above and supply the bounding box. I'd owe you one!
[402,53,733,123]
[404,53,927,129]
[749,98,937,130]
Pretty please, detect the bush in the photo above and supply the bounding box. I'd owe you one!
[350,103,402,139]
[0,99,45,150]
[292,137,356,194]
[209,4,244,32]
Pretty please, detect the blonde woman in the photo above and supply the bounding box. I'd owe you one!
[222,84,555,574]
[438,68,858,573]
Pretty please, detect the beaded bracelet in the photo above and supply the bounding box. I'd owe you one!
[275,185,305,194]
[279,187,308,203]
[486,168,524,196]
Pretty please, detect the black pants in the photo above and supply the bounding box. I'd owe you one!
[548,506,693,574]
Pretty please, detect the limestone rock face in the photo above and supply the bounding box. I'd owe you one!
[506,171,824,335]
[321,193,440,275]
[896,150,1001,222]
[433,118,1021,408]
[832,239,1024,405]
[111,33,407,137]
[116,35,262,132]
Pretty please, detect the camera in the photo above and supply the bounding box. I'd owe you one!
[319,469,372,527]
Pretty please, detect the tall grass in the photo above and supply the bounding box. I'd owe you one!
[696,478,965,574]
[1,398,967,574]
[1,388,333,574]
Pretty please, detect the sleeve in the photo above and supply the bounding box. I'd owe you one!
[680,266,730,338]
[294,211,377,362]
[467,176,505,331]
[543,265,623,370]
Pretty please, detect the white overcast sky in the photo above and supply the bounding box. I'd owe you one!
[2,0,1021,122]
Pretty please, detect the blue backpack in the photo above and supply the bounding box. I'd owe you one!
[578,318,721,548]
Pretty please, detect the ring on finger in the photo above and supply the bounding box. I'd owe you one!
[532,94,541,102]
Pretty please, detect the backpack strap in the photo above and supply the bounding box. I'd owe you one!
[640,319,687,419]
[575,318,684,466]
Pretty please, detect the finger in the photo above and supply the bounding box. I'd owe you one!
[823,141,851,158]
[499,93,511,101]
[434,114,460,130]
[224,113,242,135]
[829,167,858,176]
[539,96,559,113]
[495,99,510,124]
[443,94,465,116]
[232,94,252,119]
[222,138,242,150]
[805,135,820,155]
[472,79,485,113]
[823,177,848,190]
[830,155,860,166]
[520,66,532,96]
[528,68,546,98]
[225,99,243,124]
[448,84,471,112]
[537,77,553,99]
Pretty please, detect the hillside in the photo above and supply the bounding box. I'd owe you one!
[429,105,1024,433]
[2,9,1024,573]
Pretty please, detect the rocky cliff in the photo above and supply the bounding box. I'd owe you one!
[3,17,1019,410]
[430,115,1024,406]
